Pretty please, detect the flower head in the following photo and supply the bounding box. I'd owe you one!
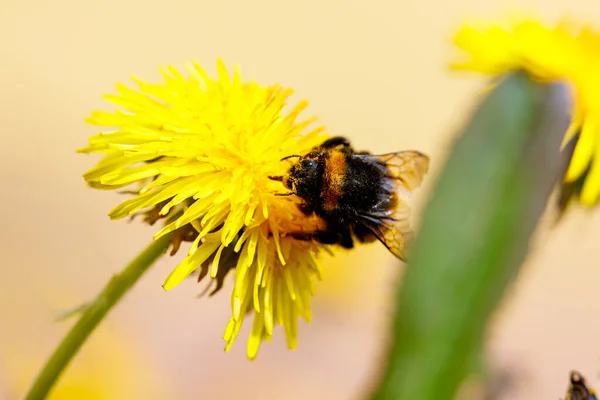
[450,17,600,206]
[79,60,332,359]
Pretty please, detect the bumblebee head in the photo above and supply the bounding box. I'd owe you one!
[270,153,324,201]
[287,157,324,197]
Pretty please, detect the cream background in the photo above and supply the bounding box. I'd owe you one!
[2,0,600,399]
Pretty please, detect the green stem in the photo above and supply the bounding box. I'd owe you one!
[24,234,172,400]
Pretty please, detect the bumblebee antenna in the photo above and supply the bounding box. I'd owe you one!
[274,192,295,197]
[281,154,302,162]
[268,175,284,182]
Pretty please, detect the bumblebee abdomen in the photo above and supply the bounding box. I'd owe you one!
[339,156,393,212]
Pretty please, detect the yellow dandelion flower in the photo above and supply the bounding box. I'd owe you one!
[450,16,600,206]
[79,59,331,359]
[79,59,429,360]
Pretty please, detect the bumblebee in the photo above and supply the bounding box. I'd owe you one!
[269,136,429,260]
[565,371,598,400]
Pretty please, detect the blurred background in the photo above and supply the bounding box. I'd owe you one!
[2,0,600,398]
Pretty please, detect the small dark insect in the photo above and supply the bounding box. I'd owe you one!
[269,136,429,260]
[564,370,598,400]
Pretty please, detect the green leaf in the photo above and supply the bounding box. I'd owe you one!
[53,303,90,322]
[371,72,570,400]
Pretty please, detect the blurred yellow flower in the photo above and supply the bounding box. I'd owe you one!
[450,17,600,206]
[4,323,168,400]
[79,60,331,359]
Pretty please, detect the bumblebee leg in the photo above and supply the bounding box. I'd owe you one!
[287,231,338,244]
[286,230,355,249]
[352,223,377,244]
[297,202,315,216]
[338,230,355,249]
[319,136,352,149]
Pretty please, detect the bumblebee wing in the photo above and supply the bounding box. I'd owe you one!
[361,150,430,191]
[354,150,430,260]
[356,206,414,260]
